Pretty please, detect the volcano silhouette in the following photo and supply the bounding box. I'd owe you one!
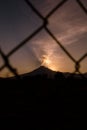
[20,66,56,78]
[3,66,87,80]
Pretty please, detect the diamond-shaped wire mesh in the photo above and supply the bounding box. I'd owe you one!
[0,0,87,78]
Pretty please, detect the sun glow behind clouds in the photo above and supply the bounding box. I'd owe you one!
[41,55,58,71]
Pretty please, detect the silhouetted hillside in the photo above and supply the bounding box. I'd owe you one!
[18,66,56,79]
[0,67,87,129]
[4,66,87,80]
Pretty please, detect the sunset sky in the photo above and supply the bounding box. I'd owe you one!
[0,0,87,77]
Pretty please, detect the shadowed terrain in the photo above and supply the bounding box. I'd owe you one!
[0,67,87,129]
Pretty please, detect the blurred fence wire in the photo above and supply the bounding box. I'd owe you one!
[0,0,87,78]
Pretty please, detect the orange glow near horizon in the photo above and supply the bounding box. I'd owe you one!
[41,55,58,72]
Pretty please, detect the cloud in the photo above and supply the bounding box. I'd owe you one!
[25,0,87,72]
[57,24,87,45]
[47,0,87,46]
[28,31,64,71]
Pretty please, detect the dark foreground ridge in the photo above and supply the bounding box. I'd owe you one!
[0,66,87,129]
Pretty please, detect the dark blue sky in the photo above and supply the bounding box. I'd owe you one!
[0,0,87,77]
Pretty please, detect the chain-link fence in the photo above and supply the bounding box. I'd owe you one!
[0,0,87,78]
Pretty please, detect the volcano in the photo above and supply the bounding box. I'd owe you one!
[4,65,87,80]
[20,66,56,78]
